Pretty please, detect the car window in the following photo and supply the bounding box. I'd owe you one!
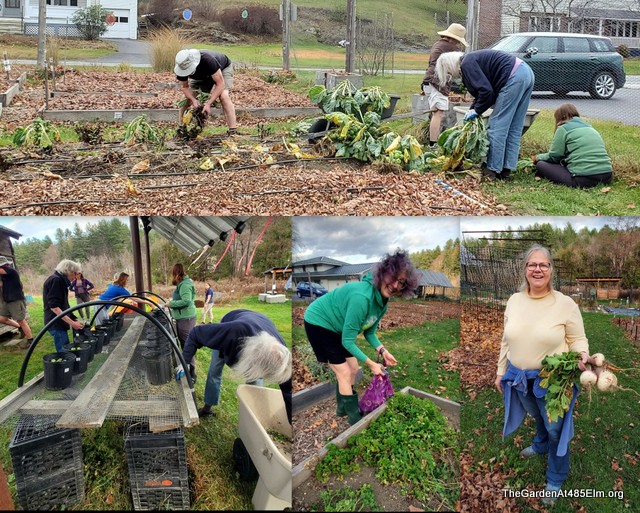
[529,36,558,53]
[591,38,612,52]
[491,35,530,52]
[563,37,590,52]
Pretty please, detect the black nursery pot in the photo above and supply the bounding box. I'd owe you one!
[142,349,172,386]
[63,342,92,375]
[95,325,111,345]
[92,328,107,350]
[42,352,75,390]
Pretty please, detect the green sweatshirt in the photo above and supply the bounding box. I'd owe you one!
[303,273,387,362]
[169,276,197,319]
[536,117,612,176]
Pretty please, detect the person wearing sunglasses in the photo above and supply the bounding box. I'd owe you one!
[303,249,419,425]
[495,244,591,506]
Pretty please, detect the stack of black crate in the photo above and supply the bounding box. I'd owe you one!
[124,422,190,510]
[9,415,84,510]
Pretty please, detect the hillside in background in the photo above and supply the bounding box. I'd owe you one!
[143,1,468,52]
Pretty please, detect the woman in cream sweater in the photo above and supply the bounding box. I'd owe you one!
[495,244,591,505]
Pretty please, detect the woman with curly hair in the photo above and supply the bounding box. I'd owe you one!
[303,249,419,425]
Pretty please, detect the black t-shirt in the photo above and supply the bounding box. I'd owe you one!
[176,50,231,82]
[0,266,25,302]
[43,271,76,330]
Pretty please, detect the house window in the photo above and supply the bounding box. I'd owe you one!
[46,0,78,5]
[313,264,317,271]
[5,0,20,8]
[528,16,561,33]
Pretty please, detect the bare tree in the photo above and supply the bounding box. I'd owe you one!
[503,0,596,32]
[355,13,394,75]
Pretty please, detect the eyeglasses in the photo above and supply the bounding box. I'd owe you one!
[388,277,407,290]
[526,262,551,272]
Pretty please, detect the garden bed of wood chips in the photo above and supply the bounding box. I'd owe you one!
[0,69,506,216]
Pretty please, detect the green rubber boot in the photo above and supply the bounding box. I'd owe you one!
[341,392,362,425]
[336,383,347,417]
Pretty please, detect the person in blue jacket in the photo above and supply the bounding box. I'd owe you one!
[94,272,131,325]
[177,309,292,423]
[435,49,535,181]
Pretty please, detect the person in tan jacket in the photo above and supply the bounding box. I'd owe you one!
[421,23,468,148]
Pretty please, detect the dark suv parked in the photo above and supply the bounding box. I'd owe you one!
[491,32,626,99]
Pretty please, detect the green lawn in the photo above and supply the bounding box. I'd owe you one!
[0,295,291,510]
[461,312,640,512]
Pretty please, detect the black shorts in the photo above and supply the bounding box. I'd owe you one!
[304,320,354,365]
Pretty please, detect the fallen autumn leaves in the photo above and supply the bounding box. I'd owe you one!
[0,69,506,216]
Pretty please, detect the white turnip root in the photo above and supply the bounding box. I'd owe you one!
[580,370,598,387]
[589,353,606,367]
[596,370,618,392]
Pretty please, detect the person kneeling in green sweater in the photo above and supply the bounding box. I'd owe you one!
[533,103,612,188]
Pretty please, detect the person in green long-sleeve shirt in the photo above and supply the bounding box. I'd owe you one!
[167,263,197,381]
[303,249,419,425]
[533,103,612,188]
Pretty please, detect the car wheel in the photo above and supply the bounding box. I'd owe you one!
[590,71,616,99]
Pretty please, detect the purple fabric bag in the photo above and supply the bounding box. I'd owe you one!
[358,354,394,414]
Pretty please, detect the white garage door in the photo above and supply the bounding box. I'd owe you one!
[103,9,134,39]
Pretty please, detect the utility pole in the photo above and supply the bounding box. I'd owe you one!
[37,0,46,68]
[345,0,356,72]
[466,0,478,51]
[282,0,291,70]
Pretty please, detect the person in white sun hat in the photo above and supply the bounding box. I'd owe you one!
[421,23,468,149]
[174,48,238,135]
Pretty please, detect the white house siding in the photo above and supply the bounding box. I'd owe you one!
[23,0,137,39]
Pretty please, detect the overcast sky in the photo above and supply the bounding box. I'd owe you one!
[293,217,460,263]
[1,217,129,241]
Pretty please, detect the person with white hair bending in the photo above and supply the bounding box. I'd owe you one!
[435,49,534,181]
[43,259,85,352]
[178,309,292,423]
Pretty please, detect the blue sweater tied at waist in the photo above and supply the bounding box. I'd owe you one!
[501,361,578,457]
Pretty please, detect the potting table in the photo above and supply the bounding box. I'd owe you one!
[0,315,199,432]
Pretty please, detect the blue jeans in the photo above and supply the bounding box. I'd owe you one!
[487,63,535,173]
[203,349,264,407]
[515,382,569,486]
[50,329,70,352]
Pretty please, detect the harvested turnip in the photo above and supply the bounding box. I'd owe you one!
[590,353,605,367]
[596,370,618,392]
[580,370,598,388]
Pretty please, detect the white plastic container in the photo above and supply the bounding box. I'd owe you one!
[452,105,541,134]
[236,384,292,510]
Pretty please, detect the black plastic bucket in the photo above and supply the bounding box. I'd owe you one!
[63,342,92,374]
[115,314,124,332]
[101,320,116,339]
[142,349,172,386]
[95,325,111,345]
[83,337,96,362]
[42,352,75,390]
[92,329,107,351]
[381,94,401,119]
